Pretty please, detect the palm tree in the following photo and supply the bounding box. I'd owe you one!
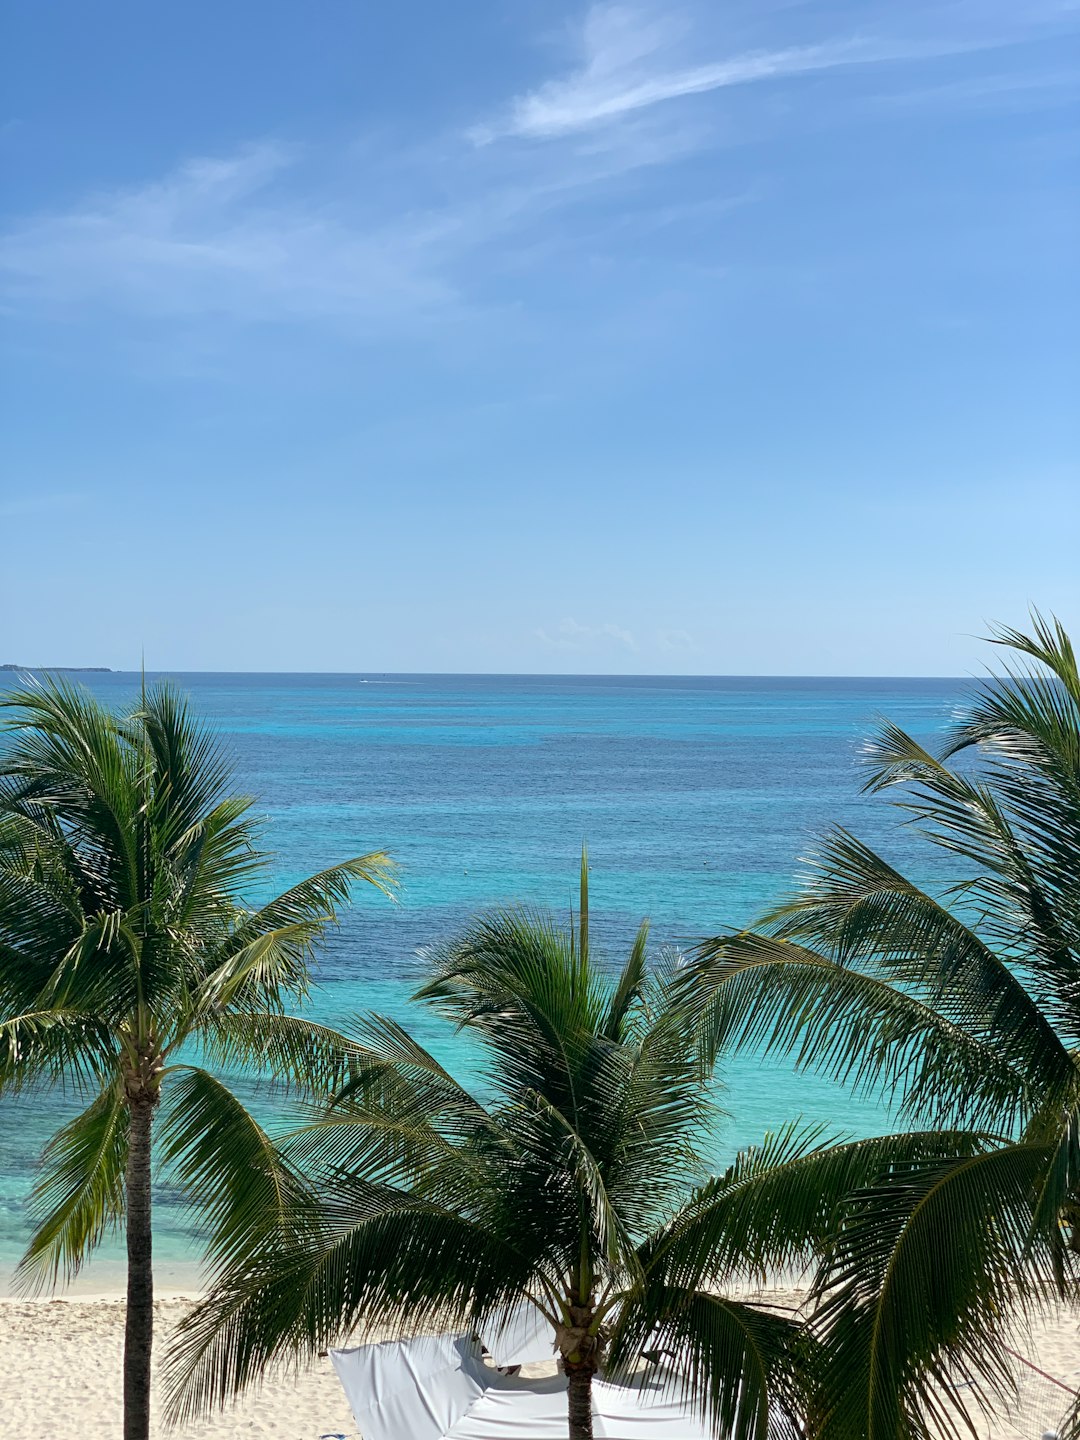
[165,853,974,1440]
[0,676,396,1440]
[682,614,1080,1438]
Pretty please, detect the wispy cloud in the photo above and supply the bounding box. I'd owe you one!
[0,142,456,331]
[479,1,1076,142]
[0,125,717,341]
[534,617,638,651]
[497,34,864,139]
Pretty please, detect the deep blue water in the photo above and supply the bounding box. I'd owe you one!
[0,671,966,1280]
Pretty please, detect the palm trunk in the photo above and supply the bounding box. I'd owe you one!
[124,1096,154,1440]
[566,1364,594,1440]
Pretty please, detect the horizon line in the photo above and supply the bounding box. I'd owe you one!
[2,666,977,681]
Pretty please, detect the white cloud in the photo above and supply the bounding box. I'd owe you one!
[0,124,719,340]
[534,617,638,651]
[0,142,456,330]
[480,0,1076,142]
[506,40,865,140]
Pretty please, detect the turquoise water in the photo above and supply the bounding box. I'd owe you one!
[0,672,964,1282]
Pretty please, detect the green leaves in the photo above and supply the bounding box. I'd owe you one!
[610,1289,808,1440]
[9,621,1074,1438]
[0,1008,115,1093]
[603,918,650,1042]
[194,854,397,1016]
[165,1182,527,1423]
[1,676,144,912]
[197,1011,375,1096]
[641,1127,987,1294]
[159,1066,316,1277]
[17,1083,129,1290]
[811,1141,1064,1440]
[683,927,1040,1131]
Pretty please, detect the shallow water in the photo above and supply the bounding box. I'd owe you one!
[0,671,964,1282]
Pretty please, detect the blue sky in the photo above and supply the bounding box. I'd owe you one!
[2,0,1077,674]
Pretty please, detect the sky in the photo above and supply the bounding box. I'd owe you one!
[1,0,1077,675]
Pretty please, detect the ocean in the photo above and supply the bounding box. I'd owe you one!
[0,671,964,1284]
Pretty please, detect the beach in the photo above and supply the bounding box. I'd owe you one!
[1,1293,357,1440]
[2,1285,1076,1439]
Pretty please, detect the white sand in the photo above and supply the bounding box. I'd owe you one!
[0,1286,1075,1439]
[1,1294,357,1439]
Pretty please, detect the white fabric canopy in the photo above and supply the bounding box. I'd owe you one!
[331,1333,716,1440]
[444,1374,716,1438]
[331,1334,489,1440]
[478,1301,557,1366]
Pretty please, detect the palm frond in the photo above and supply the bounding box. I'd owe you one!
[1026,1074,1080,1272]
[164,1187,529,1422]
[277,1018,496,1186]
[603,918,650,1041]
[195,921,331,1011]
[134,684,236,857]
[234,855,399,936]
[415,906,607,1117]
[195,854,397,1010]
[168,794,266,931]
[158,1066,318,1278]
[196,1012,372,1095]
[38,910,143,1016]
[0,813,86,958]
[610,1288,808,1440]
[682,932,1032,1129]
[0,676,142,912]
[519,1086,641,1278]
[812,1140,1061,1440]
[16,1081,128,1291]
[0,1008,116,1093]
[641,1127,990,1294]
[1056,1382,1080,1440]
[769,832,1062,1041]
[984,611,1080,705]
[859,722,1079,1021]
[599,1004,717,1231]
[324,1012,492,1134]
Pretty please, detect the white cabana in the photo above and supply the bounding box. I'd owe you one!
[479,1300,557,1366]
[331,1332,716,1440]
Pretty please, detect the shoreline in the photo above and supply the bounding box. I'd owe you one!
[0,1255,206,1300]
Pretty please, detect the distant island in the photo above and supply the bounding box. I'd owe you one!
[1,664,113,673]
